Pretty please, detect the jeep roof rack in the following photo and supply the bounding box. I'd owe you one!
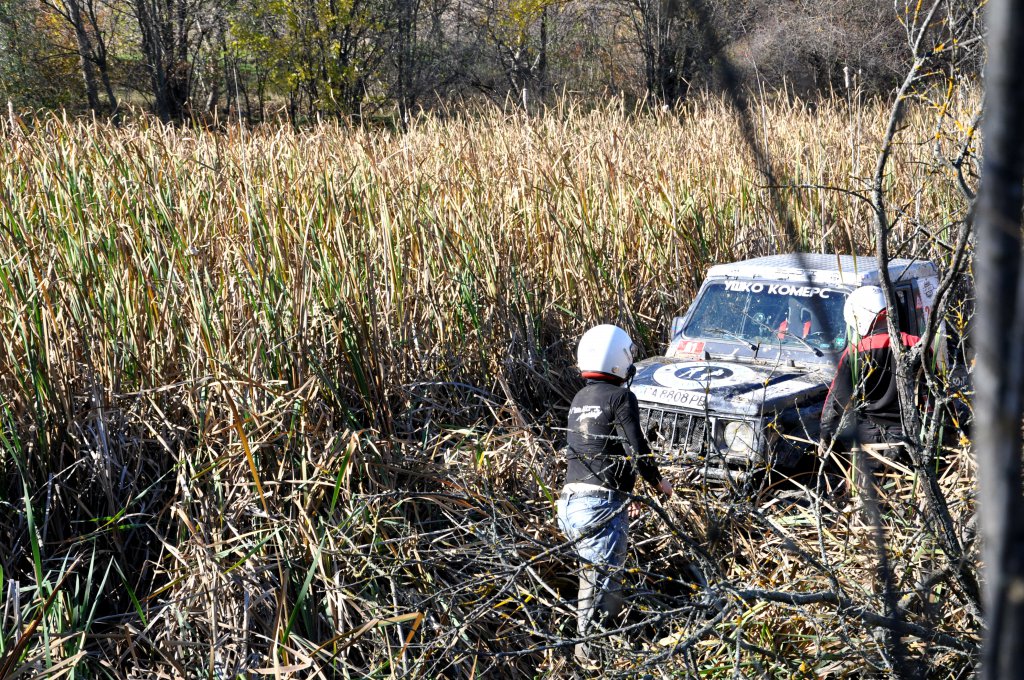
[705,253,936,288]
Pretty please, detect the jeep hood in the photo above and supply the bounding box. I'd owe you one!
[630,357,831,417]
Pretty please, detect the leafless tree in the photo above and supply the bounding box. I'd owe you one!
[133,0,213,121]
[614,0,695,104]
[866,0,982,609]
[716,0,908,96]
[42,0,119,112]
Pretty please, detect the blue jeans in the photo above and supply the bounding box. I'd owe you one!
[556,492,629,643]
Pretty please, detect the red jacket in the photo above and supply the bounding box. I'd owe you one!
[820,329,919,444]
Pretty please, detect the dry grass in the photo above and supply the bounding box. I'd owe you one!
[0,90,979,678]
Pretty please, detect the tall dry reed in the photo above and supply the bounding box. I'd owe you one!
[0,91,978,678]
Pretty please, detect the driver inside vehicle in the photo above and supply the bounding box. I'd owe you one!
[745,299,788,337]
[776,304,815,340]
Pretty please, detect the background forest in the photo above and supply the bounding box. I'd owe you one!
[0,0,981,121]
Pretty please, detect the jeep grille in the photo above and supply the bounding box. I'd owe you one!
[639,406,710,454]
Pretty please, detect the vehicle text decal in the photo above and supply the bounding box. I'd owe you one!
[631,384,708,410]
[724,281,835,298]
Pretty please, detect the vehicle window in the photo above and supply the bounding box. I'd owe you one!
[684,285,748,336]
[895,286,919,335]
[684,281,849,352]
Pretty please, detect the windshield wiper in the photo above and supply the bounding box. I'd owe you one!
[706,327,758,351]
[777,329,824,357]
[740,314,823,357]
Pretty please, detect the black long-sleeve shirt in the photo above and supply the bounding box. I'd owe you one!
[564,380,663,493]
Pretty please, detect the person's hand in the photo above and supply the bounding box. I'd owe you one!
[657,478,673,499]
[629,501,644,519]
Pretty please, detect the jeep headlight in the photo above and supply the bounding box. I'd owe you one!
[720,421,757,454]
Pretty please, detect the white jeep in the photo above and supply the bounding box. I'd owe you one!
[630,253,943,484]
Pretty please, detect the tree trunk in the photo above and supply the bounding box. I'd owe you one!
[538,7,548,96]
[135,0,168,120]
[627,0,686,105]
[98,61,117,113]
[59,0,101,111]
[976,0,1024,678]
[134,0,193,121]
[396,0,418,120]
[83,0,118,113]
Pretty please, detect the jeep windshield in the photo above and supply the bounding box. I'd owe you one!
[683,281,848,353]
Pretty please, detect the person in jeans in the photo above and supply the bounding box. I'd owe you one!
[556,324,673,663]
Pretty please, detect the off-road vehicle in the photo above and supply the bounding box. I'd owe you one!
[630,253,942,484]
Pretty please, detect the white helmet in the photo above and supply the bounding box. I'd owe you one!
[577,324,636,380]
[844,285,887,337]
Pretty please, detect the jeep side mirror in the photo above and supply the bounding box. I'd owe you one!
[670,316,686,341]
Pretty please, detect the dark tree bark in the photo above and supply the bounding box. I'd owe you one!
[82,0,117,112]
[976,0,1024,678]
[622,0,691,105]
[43,0,103,111]
[66,0,101,111]
[394,0,421,120]
[134,0,202,121]
[537,6,548,95]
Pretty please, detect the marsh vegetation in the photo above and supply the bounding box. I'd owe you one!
[0,89,979,677]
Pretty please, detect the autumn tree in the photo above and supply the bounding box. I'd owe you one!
[230,0,392,120]
[41,0,119,112]
[0,0,90,108]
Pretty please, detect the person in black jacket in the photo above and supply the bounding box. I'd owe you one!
[556,324,673,663]
[820,285,920,450]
